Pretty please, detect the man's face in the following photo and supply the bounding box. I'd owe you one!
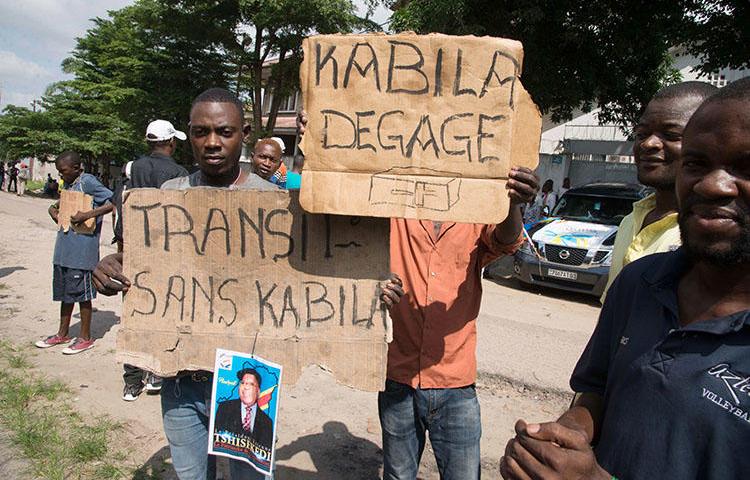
[189,101,245,178]
[239,373,259,407]
[56,160,81,185]
[678,99,750,265]
[633,96,703,190]
[252,141,282,180]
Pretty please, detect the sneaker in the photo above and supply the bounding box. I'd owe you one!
[61,338,95,355]
[144,374,163,393]
[35,334,73,348]
[122,382,144,402]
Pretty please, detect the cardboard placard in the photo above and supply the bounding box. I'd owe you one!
[117,188,390,391]
[58,190,96,234]
[299,33,542,224]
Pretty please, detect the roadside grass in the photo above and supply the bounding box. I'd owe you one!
[26,179,46,191]
[0,340,165,479]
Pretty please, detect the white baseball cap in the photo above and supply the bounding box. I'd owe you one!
[146,119,187,141]
[270,136,286,153]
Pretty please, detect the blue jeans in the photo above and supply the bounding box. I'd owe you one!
[378,380,481,480]
[161,376,268,480]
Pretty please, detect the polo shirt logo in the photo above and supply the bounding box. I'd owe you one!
[649,351,674,374]
[707,363,750,406]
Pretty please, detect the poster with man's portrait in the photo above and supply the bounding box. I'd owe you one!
[208,349,282,476]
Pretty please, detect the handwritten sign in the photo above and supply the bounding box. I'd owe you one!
[117,188,390,391]
[58,190,95,234]
[299,33,542,224]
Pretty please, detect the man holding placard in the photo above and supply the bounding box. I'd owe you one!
[380,172,537,480]
[95,88,277,480]
[95,87,404,480]
[297,32,541,479]
[297,117,538,480]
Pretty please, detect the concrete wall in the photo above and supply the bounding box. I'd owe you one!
[535,155,638,194]
[535,154,569,193]
[567,160,637,187]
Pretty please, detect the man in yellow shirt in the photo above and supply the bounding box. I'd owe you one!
[601,81,717,302]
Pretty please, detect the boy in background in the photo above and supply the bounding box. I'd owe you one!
[36,151,113,354]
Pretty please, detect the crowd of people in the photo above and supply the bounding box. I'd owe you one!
[0,161,29,195]
[25,75,750,480]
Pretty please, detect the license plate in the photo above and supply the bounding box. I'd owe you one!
[547,268,578,280]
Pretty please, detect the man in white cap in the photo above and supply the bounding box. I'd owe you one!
[118,119,189,402]
[130,119,189,187]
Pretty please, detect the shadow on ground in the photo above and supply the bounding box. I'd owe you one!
[0,266,26,279]
[274,421,381,479]
[69,309,119,340]
[133,445,177,480]
[133,422,381,480]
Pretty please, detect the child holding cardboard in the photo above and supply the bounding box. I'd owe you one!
[37,151,113,354]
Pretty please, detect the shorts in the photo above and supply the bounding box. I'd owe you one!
[52,266,96,303]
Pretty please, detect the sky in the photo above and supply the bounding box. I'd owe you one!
[0,0,391,111]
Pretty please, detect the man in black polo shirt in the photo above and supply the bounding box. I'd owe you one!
[500,77,750,480]
[132,119,189,187]
[118,119,189,401]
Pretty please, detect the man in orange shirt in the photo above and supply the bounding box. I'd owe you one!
[297,111,538,479]
[382,168,538,480]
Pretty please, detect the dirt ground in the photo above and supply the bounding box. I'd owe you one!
[0,190,601,479]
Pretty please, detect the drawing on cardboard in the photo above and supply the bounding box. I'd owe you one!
[369,167,461,212]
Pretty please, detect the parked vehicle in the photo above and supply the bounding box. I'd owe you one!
[512,183,650,298]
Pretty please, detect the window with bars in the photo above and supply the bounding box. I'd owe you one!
[708,73,727,87]
[264,91,300,114]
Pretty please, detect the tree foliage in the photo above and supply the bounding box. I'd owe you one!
[389,0,746,126]
[231,0,378,136]
[0,0,377,166]
[681,0,750,73]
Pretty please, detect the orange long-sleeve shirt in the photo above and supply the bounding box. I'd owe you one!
[388,218,523,388]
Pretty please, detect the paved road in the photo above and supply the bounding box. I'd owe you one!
[478,259,600,392]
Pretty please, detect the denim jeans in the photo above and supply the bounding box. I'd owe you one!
[161,376,268,480]
[378,380,481,480]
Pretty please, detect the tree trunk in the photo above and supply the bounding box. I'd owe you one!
[251,27,264,140]
[264,49,288,135]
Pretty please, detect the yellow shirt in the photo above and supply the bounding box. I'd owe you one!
[601,194,681,302]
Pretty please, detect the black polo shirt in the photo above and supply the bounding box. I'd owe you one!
[129,152,188,189]
[571,249,750,479]
[113,153,188,242]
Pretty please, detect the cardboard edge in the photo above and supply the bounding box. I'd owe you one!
[510,83,542,170]
[117,329,388,392]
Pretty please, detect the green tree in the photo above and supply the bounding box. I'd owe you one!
[230,0,379,138]
[0,105,51,160]
[680,0,750,73]
[0,0,378,167]
[61,0,234,165]
[389,0,743,126]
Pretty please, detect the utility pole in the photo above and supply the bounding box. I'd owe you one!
[30,99,41,112]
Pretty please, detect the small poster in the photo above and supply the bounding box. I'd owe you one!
[208,349,282,476]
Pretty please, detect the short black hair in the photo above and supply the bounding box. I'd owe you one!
[684,77,750,132]
[236,368,261,389]
[55,151,82,167]
[147,139,173,150]
[702,76,750,102]
[652,81,718,103]
[191,88,244,120]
